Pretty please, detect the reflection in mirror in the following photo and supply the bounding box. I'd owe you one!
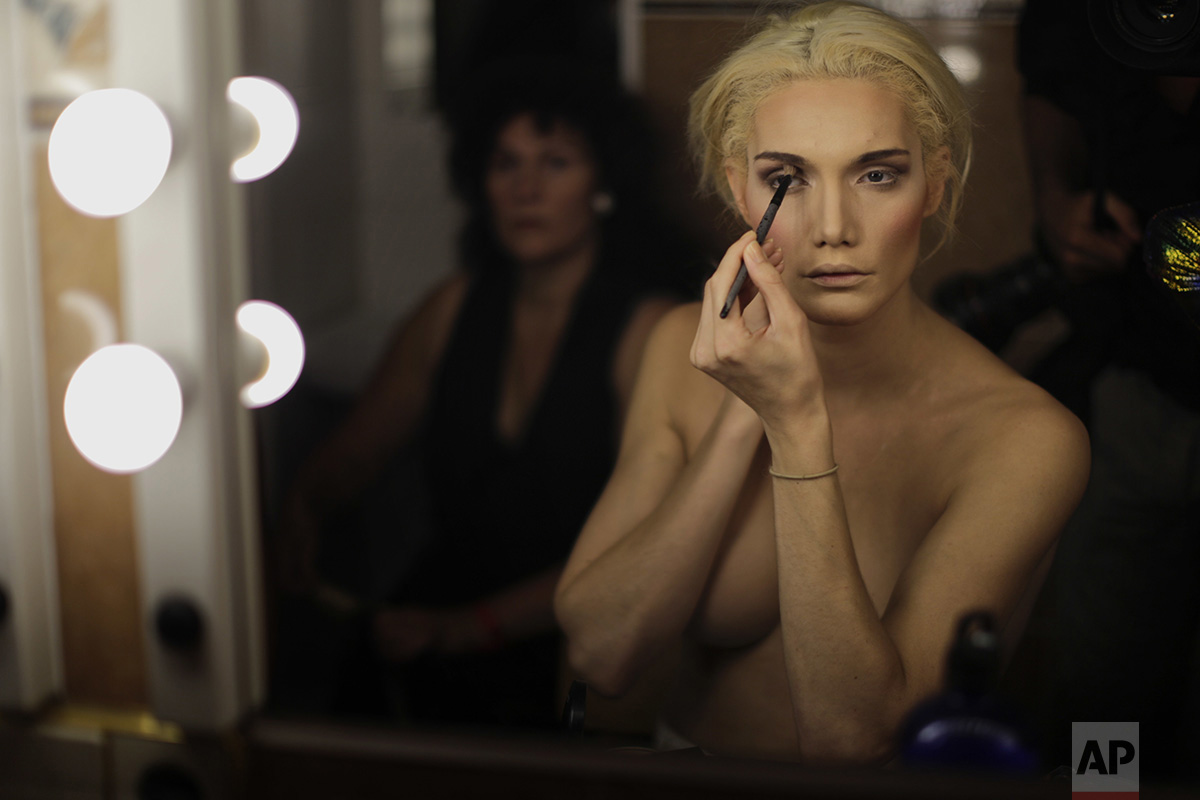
[62,343,184,474]
[46,87,172,217]
[0,0,60,712]
[238,1,1200,785]
[4,0,1196,792]
[244,0,1016,748]
[228,76,300,183]
[246,0,695,745]
[20,0,152,711]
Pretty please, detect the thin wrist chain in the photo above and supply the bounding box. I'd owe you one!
[768,463,839,480]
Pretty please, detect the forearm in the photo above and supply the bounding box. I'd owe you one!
[300,275,460,519]
[303,426,400,512]
[766,415,910,762]
[290,394,425,524]
[556,401,762,695]
[374,567,564,662]
[475,566,562,645]
[276,428,399,592]
[776,494,909,761]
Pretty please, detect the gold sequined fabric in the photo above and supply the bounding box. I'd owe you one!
[1146,202,1200,293]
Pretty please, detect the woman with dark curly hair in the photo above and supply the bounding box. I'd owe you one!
[277,58,701,731]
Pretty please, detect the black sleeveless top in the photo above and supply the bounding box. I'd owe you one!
[407,264,636,603]
[391,264,644,730]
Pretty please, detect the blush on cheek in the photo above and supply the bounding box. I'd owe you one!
[884,201,927,244]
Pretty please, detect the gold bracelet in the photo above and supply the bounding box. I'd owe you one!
[768,463,839,480]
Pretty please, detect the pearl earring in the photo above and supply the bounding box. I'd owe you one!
[591,191,615,216]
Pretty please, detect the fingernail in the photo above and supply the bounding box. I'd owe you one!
[746,241,764,264]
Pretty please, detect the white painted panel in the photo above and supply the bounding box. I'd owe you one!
[111,0,263,731]
[0,0,63,712]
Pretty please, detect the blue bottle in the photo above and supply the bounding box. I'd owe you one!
[898,610,1039,774]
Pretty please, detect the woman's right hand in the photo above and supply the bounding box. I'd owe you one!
[691,232,823,435]
[705,236,784,437]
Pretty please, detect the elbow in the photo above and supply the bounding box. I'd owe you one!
[794,698,906,766]
[562,635,638,699]
[551,579,583,647]
[553,586,638,698]
[792,657,913,764]
[797,726,896,766]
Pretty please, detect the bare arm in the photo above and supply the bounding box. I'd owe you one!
[554,303,765,697]
[277,274,469,591]
[694,241,1090,762]
[376,565,564,660]
[611,296,681,431]
[557,237,787,696]
[376,292,681,660]
[768,399,1086,762]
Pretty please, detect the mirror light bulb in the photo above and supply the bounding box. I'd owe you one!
[228,77,299,182]
[47,88,172,218]
[938,44,983,84]
[64,344,183,473]
[237,301,305,408]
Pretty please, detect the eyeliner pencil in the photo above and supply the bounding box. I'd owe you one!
[720,173,792,318]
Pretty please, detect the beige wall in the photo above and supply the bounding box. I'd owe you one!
[26,3,148,708]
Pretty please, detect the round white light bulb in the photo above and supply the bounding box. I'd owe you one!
[47,88,173,217]
[939,44,983,84]
[64,344,183,473]
[237,300,305,408]
[227,77,299,182]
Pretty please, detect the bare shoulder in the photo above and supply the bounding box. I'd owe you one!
[612,295,683,410]
[876,325,1091,697]
[978,378,1090,480]
[397,272,470,343]
[636,301,703,381]
[932,319,1090,502]
[370,272,471,389]
[408,272,471,337]
[650,300,704,347]
[639,302,729,435]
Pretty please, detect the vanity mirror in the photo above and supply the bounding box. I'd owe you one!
[11,1,1146,797]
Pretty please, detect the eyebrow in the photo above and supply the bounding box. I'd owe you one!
[753,148,911,166]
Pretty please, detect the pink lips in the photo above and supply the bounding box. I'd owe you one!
[807,265,868,287]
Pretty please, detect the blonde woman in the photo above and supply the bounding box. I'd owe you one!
[555,1,1089,763]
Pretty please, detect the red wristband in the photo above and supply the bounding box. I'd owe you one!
[474,603,504,652]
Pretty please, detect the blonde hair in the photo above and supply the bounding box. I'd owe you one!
[688,1,972,255]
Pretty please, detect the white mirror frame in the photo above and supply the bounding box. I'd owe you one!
[0,0,64,712]
[112,0,264,730]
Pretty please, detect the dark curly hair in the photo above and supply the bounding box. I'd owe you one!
[445,56,703,298]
